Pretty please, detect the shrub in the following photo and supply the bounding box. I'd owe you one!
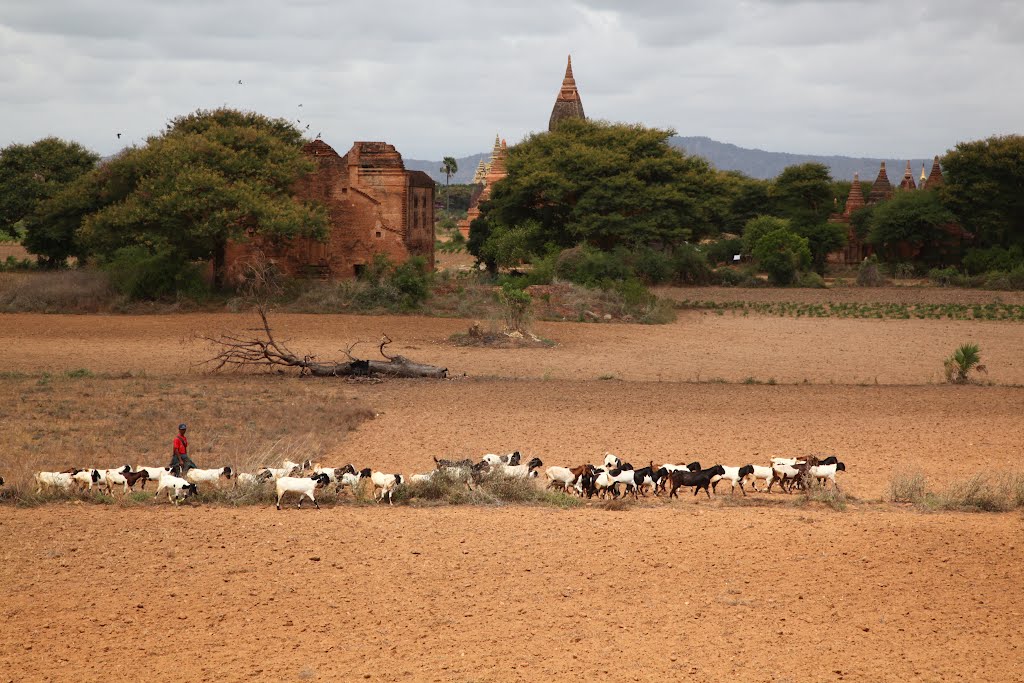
[713,267,744,286]
[742,215,791,255]
[796,271,826,288]
[799,476,847,511]
[888,471,1024,512]
[751,228,811,285]
[943,342,985,384]
[390,256,431,309]
[892,262,917,280]
[554,245,632,286]
[963,245,1024,275]
[0,256,37,272]
[856,255,888,287]
[498,283,532,332]
[631,247,674,285]
[669,244,714,285]
[103,246,207,301]
[704,238,744,265]
[928,266,966,287]
[889,469,929,504]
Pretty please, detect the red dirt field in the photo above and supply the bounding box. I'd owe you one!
[2,311,1023,385]
[3,310,1024,682]
[2,505,1023,682]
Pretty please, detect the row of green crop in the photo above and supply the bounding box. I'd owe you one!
[676,299,1024,321]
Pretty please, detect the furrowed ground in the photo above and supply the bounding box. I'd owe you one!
[1,303,1023,682]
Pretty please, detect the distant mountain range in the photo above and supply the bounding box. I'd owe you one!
[406,136,935,185]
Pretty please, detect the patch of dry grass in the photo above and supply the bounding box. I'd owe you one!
[0,270,117,313]
[0,374,374,504]
[889,469,1024,512]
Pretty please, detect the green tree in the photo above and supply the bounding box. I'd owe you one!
[771,163,834,229]
[794,222,847,274]
[742,215,791,254]
[0,137,98,242]
[46,108,327,286]
[941,135,1024,248]
[718,171,771,235]
[752,228,812,285]
[440,156,458,212]
[479,219,542,269]
[866,190,957,265]
[470,119,722,268]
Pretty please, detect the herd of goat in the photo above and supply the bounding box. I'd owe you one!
[23,452,846,509]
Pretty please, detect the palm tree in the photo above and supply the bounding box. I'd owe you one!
[440,156,458,211]
[944,343,986,384]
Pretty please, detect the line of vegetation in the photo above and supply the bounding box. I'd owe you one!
[889,469,1024,512]
[675,298,1024,321]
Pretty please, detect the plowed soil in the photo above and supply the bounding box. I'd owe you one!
[2,310,1024,682]
[2,311,1023,384]
[3,506,1023,682]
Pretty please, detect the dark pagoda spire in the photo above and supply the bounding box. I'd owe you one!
[548,55,586,131]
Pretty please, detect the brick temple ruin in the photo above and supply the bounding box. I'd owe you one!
[829,155,966,263]
[225,140,435,281]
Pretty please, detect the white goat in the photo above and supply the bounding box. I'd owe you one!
[72,469,102,490]
[740,465,774,492]
[711,466,748,495]
[282,459,312,475]
[808,462,846,490]
[258,466,299,480]
[337,470,364,495]
[102,466,134,494]
[34,471,76,494]
[186,467,233,484]
[236,471,272,486]
[482,452,520,467]
[545,466,577,490]
[154,473,197,504]
[362,469,403,504]
[501,457,543,479]
[275,473,331,510]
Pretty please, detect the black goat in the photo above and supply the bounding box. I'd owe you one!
[668,465,725,499]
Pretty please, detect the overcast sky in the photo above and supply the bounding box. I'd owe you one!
[2,0,1022,161]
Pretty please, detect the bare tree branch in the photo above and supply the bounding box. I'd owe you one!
[197,304,447,379]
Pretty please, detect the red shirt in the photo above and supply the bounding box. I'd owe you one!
[173,434,188,455]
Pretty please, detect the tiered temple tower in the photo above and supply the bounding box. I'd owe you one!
[548,55,586,131]
[458,135,509,238]
[867,161,894,204]
[898,161,917,191]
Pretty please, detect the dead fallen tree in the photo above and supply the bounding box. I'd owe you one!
[200,306,448,379]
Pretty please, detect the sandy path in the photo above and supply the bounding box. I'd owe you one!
[2,505,1022,682]
[3,312,1023,384]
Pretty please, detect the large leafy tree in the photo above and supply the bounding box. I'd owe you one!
[31,108,328,282]
[767,163,846,272]
[0,137,98,240]
[866,189,957,265]
[718,171,771,235]
[941,135,1024,248]
[469,119,722,268]
[771,162,834,229]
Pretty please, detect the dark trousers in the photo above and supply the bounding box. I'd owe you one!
[169,454,197,474]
